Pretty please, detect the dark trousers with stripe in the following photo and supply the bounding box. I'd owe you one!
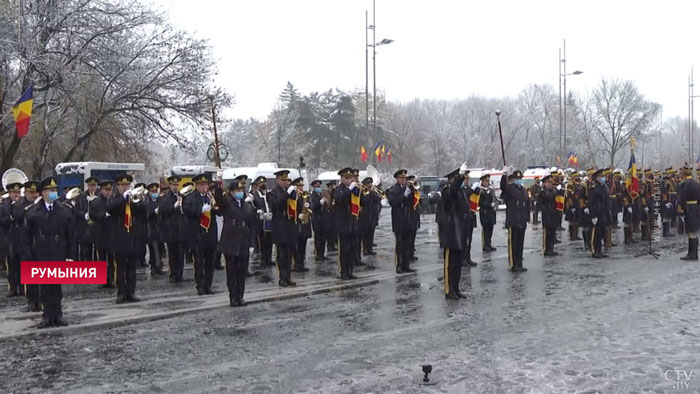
[313,229,326,259]
[114,252,138,297]
[167,242,184,280]
[408,229,418,259]
[79,241,94,262]
[543,226,556,254]
[362,226,376,253]
[276,243,293,283]
[40,284,63,320]
[194,245,215,291]
[96,249,113,286]
[26,283,40,306]
[8,255,21,294]
[292,236,308,270]
[591,222,605,255]
[394,232,412,271]
[258,231,273,265]
[148,241,162,272]
[338,234,356,277]
[225,254,248,301]
[508,227,526,269]
[481,225,494,250]
[443,248,463,295]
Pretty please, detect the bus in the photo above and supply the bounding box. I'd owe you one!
[54,162,145,195]
[170,165,219,191]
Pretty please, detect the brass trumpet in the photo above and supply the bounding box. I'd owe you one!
[299,190,312,224]
[408,180,421,191]
[129,185,148,203]
[363,184,386,199]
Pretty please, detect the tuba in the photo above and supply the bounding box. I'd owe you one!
[66,187,83,200]
[2,168,28,201]
[129,185,147,203]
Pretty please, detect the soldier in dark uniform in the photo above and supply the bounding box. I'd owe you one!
[268,170,297,286]
[538,175,559,256]
[89,179,115,288]
[145,182,164,275]
[360,177,382,256]
[325,180,338,252]
[107,174,144,303]
[612,170,624,229]
[578,169,595,250]
[159,176,185,283]
[671,170,680,228]
[252,176,274,267]
[476,174,497,252]
[461,170,478,266]
[74,177,98,263]
[406,175,421,262]
[332,168,360,279]
[565,173,581,241]
[387,169,417,274]
[500,168,530,272]
[216,178,255,306]
[441,167,467,300]
[21,176,76,328]
[587,169,612,258]
[661,168,675,237]
[429,180,448,250]
[351,169,364,266]
[182,174,219,295]
[529,177,542,224]
[622,177,639,244]
[14,181,40,310]
[1,181,23,297]
[130,182,149,268]
[291,177,311,273]
[677,171,686,235]
[638,173,652,241]
[679,167,700,260]
[0,187,9,280]
[309,179,328,261]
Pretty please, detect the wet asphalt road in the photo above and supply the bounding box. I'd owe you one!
[2,212,700,394]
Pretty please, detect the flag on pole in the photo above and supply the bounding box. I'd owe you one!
[626,150,639,200]
[469,192,480,213]
[287,191,297,222]
[374,141,382,159]
[387,148,392,163]
[361,145,368,162]
[12,86,33,138]
[351,188,361,216]
[555,194,565,212]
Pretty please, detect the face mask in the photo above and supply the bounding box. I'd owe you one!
[48,191,59,202]
[599,177,606,184]
[515,179,523,186]
[314,187,322,193]
[234,192,244,200]
[151,193,159,199]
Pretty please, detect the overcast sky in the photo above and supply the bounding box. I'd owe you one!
[152,0,700,121]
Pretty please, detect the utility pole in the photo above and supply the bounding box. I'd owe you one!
[209,96,221,169]
[365,10,369,131]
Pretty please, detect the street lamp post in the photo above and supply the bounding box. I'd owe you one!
[367,0,393,152]
[209,95,221,169]
[559,39,582,165]
[365,10,369,131]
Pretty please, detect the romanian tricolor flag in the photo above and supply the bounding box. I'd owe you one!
[351,188,361,217]
[412,189,421,210]
[12,86,33,138]
[124,200,132,232]
[287,191,297,222]
[555,194,565,212]
[361,145,368,162]
[469,192,480,213]
[200,208,211,231]
[374,141,382,160]
[626,150,639,200]
[387,148,392,163]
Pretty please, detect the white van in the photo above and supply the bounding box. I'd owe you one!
[222,163,308,191]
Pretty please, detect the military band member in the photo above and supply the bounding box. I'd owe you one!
[108,174,143,303]
[332,168,361,279]
[476,174,497,252]
[660,168,675,237]
[216,179,255,306]
[181,174,218,295]
[387,169,417,274]
[360,177,381,256]
[587,169,612,258]
[325,180,338,252]
[578,169,595,250]
[622,179,639,245]
[565,173,581,241]
[252,176,274,267]
[0,187,8,280]
[441,167,468,300]
[74,177,98,262]
[17,181,41,311]
[639,173,652,241]
[309,179,328,261]
[500,168,530,272]
[145,182,164,275]
[159,176,185,283]
[612,170,624,229]
[670,170,680,228]
[538,175,558,256]
[406,175,421,262]
[679,167,700,261]
[291,177,311,273]
[529,176,542,224]
[89,179,115,288]
[22,176,76,328]
[268,170,297,287]
[351,169,364,266]
[429,180,448,248]
[461,170,477,267]
[130,182,149,268]
[1,181,23,297]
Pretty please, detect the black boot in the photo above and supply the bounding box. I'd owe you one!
[623,227,630,244]
[680,238,699,261]
[662,222,671,237]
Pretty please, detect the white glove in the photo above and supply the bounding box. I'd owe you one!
[584,208,590,215]
[436,191,442,197]
[665,203,672,209]
[404,187,412,197]
[502,166,513,176]
[155,207,159,215]
[287,186,296,194]
[123,190,131,199]
[591,217,598,225]
[644,207,649,213]
[201,204,211,213]
[320,198,327,205]
[245,194,254,203]
[556,184,562,190]
[105,212,111,218]
[304,202,310,208]
[263,212,273,220]
[249,247,254,255]
[174,199,181,208]
[472,182,480,191]
[349,182,358,191]
[298,214,304,219]
[571,208,576,214]
[256,209,263,215]
[84,212,90,221]
[627,207,632,213]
